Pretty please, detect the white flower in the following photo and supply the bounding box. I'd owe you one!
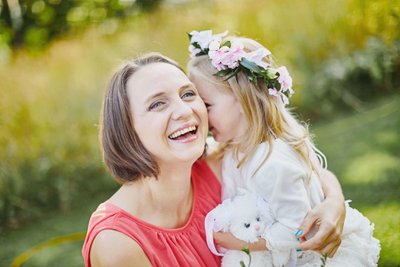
[190,30,228,50]
[266,67,279,79]
[189,44,201,58]
[208,39,221,51]
[280,93,290,106]
[243,48,271,69]
[190,30,213,50]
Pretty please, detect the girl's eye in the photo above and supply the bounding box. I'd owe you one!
[148,101,164,111]
[182,90,196,99]
[244,223,251,228]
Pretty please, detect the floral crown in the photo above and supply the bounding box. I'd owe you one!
[188,30,294,105]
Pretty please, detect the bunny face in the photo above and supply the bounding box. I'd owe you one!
[204,190,274,256]
[228,193,269,243]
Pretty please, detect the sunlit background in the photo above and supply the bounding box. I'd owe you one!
[1,0,399,266]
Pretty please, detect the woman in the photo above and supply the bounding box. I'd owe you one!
[82,53,345,267]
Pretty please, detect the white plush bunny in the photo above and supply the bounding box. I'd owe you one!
[205,190,295,267]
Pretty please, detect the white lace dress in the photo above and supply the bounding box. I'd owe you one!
[221,139,380,267]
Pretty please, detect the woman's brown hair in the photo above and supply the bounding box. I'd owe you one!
[100,52,183,183]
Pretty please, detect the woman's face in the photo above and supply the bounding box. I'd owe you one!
[191,74,247,143]
[127,63,208,165]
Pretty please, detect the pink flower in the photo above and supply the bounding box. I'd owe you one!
[221,41,245,68]
[268,88,279,97]
[208,40,245,70]
[268,88,290,106]
[243,48,271,69]
[277,66,293,90]
[209,45,230,70]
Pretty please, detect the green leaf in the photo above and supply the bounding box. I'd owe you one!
[240,261,246,267]
[224,67,240,81]
[214,69,233,78]
[192,42,201,49]
[240,58,262,73]
[241,245,250,255]
[221,40,231,48]
[320,253,328,267]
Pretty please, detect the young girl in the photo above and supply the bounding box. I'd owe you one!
[187,30,380,266]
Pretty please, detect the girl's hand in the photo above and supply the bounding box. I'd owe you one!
[296,195,346,257]
[214,231,267,251]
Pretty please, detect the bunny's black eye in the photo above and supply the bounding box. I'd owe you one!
[256,217,260,222]
[244,223,251,228]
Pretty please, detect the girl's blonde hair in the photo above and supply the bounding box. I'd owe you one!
[188,37,326,177]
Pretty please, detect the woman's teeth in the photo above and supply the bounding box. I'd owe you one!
[168,126,197,139]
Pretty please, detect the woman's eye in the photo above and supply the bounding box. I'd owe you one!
[244,223,251,228]
[182,90,196,99]
[148,101,164,111]
[204,103,211,109]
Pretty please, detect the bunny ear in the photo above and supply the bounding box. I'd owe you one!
[204,208,225,256]
[204,198,234,257]
[213,198,234,231]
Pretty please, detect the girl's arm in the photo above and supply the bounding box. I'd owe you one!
[296,169,346,257]
[213,231,267,251]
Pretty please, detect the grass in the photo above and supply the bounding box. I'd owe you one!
[0,191,112,267]
[0,96,399,267]
[313,96,400,267]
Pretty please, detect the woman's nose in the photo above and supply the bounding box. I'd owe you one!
[171,99,193,120]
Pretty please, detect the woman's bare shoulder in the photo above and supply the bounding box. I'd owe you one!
[90,229,151,267]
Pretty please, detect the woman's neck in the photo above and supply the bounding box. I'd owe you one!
[147,162,193,209]
[113,162,194,228]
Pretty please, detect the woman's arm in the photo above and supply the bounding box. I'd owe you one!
[90,230,152,267]
[213,169,345,256]
[296,169,346,257]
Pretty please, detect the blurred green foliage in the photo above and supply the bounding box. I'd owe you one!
[0,0,162,54]
[0,0,400,265]
[303,38,400,116]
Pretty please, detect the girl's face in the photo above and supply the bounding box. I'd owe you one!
[191,74,247,143]
[127,63,208,165]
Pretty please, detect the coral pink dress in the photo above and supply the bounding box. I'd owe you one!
[82,160,221,267]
